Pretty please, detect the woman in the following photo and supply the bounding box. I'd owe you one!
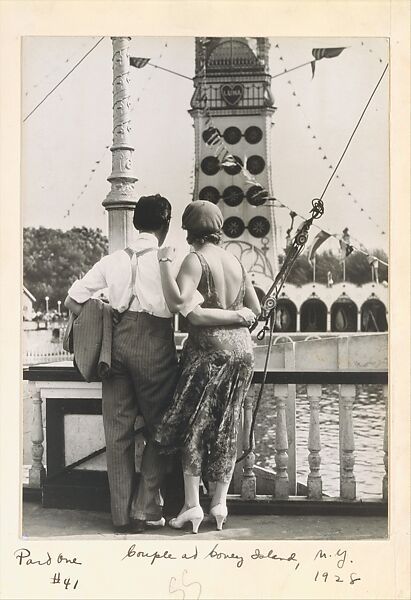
[154,201,260,533]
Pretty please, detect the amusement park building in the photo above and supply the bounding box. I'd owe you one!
[188,37,388,333]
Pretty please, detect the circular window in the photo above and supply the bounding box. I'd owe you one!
[249,216,270,238]
[222,186,243,207]
[246,185,268,206]
[244,126,263,144]
[223,217,245,239]
[223,126,242,145]
[223,155,243,175]
[247,155,265,175]
[202,127,221,145]
[201,156,220,176]
[199,186,220,204]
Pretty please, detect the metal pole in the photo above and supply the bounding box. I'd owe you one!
[103,37,139,252]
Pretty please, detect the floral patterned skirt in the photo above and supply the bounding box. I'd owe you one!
[153,325,254,482]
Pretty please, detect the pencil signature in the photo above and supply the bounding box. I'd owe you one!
[169,570,202,599]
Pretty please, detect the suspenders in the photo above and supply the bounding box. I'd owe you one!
[123,246,156,311]
[112,247,156,324]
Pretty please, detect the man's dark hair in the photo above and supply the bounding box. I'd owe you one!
[133,194,172,231]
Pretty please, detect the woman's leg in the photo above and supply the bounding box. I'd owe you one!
[179,429,205,512]
[210,480,230,509]
[182,473,201,509]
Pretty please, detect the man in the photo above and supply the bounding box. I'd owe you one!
[65,195,201,533]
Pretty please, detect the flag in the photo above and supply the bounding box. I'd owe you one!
[368,256,379,283]
[310,47,346,77]
[203,126,220,146]
[339,227,354,260]
[312,47,346,60]
[130,57,150,69]
[307,230,331,264]
[220,154,237,168]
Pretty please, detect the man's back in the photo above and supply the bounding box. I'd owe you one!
[68,232,172,317]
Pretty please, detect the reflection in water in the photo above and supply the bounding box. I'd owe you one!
[253,384,385,498]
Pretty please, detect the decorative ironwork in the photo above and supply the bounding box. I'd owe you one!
[207,39,261,72]
[249,216,270,238]
[223,186,244,206]
[223,216,245,238]
[244,125,263,144]
[220,83,244,106]
[222,240,275,280]
[201,156,220,175]
[223,126,242,144]
[199,186,220,203]
[247,155,265,175]
[191,81,275,111]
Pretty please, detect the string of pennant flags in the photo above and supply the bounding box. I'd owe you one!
[273,41,387,237]
[263,200,389,267]
[63,145,111,221]
[62,39,388,269]
[64,42,169,222]
[101,40,389,270]
[195,38,388,267]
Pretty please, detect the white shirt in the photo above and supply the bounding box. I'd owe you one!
[68,232,202,318]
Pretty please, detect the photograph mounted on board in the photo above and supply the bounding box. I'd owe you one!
[22,36,389,541]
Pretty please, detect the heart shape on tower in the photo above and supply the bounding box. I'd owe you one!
[220,84,244,106]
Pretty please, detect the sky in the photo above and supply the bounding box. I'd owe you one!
[21,36,389,255]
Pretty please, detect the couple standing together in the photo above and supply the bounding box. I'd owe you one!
[65,195,260,534]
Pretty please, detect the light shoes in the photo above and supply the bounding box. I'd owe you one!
[146,517,166,528]
[209,503,228,530]
[169,505,204,534]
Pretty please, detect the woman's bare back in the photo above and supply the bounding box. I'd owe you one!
[197,245,244,309]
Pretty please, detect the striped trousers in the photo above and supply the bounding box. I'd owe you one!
[102,311,179,526]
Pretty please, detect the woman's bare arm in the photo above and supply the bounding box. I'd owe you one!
[159,248,256,326]
[158,250,201,313]
[243,272,261,316]
[187,305,255,327]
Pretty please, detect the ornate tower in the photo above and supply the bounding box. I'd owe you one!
[190,37,278,291]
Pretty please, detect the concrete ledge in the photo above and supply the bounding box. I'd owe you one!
[223,494,388,517]
[22,499,388,540]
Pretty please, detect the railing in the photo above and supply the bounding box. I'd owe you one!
[24,333,388,511]
[234,375,387,505]
[24,349,73,365]
[234,334,388,507]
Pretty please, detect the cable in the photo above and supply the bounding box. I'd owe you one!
[236,313,275,463]
[319,64,389,201]
[274,45,387,236]
[23,37,105,123]
[271,59,314,80]
[148,62,192,81]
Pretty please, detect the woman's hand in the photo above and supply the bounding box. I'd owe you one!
[237,307,257,327]
[158,246,176,262]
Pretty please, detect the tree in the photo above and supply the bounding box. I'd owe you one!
[23,227,108,311]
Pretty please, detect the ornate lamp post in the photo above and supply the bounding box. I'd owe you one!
[103,37,139,252]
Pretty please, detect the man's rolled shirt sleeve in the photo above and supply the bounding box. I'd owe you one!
[179,290,204,318]
[68,260,108,304]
